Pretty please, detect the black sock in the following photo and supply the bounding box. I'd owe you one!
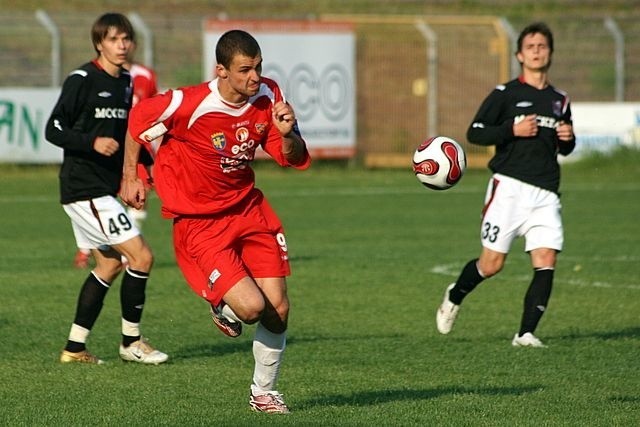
[449,259,485,305]
[65,273,110,352]
[519,268,554,336]
[120,268,148,346]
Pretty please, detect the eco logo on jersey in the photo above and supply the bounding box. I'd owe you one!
[211,132,226,150]
[235,127,249,143]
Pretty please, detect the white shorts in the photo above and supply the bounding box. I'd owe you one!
[63,195,140,251]
[480,173,563,253]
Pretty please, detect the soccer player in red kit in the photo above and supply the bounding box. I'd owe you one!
[121,29,310,414]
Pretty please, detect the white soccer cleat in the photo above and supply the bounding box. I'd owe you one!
[512,332,547,348]
[119,337,169,364]
[436,283,460,334]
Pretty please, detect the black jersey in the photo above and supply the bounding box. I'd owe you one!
[46,60,132,204]
[466,76,576,193]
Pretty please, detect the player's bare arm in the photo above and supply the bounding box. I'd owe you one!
[120,131,146,209]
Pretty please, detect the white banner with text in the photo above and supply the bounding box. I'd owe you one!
[203,20,356,158]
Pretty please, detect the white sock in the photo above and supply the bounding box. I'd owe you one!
[221,304,241,323]
[68,324,90,344]
[122,319,140,337]
[251,323,286,395]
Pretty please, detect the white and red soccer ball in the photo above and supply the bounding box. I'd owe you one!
[412,136,466,190]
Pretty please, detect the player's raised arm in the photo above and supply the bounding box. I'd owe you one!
[272,100,306,165]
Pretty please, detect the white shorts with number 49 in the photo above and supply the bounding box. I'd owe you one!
[480,173,563,254]
[63,195,140,251]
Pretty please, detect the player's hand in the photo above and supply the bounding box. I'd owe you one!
[513,114,538,137]
[556,121,574,141]
[272,101,296,136]
[93,137,120,156]
[119,176,146,210]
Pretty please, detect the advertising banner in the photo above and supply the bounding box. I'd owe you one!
[0,88,62,163]
[203,20,356,158]
[570,102,640,160]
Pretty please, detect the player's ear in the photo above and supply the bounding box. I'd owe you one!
[515,51,524,65]
[216,64,228,79]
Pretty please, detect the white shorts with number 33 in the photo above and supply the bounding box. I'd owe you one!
[480,173,563,254]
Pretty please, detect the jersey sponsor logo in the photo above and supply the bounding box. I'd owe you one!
[235,127,249,143]
[537,115,556,129]
[94,107,127,119]
[231,139,256,155]
[220,156,250,173]
[211,132,226,150]
[516,101,533,107]
[515,114,557,129]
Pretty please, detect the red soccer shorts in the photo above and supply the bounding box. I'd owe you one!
[172,189,291,306]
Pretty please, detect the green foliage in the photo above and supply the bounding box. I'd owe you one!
[0,150,639,425]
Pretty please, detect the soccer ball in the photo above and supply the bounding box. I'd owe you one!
[412,136,466,190]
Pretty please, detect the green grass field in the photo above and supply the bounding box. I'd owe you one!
[0,149,639,426]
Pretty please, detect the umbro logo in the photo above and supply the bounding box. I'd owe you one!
[98,91,112,98]
[516,101,533,107]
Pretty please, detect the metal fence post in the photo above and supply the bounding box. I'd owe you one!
[35,9,60,87]
[128,12,154,68]
[604,16,625,102]
[415,20,438,137]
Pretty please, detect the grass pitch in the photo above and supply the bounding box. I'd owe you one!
[0,149,638,426]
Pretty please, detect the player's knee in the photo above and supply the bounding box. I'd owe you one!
[235,300,266,325]
[478,260,503,278]
[127,245,154,271]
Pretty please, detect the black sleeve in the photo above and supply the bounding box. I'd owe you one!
[466,88,515,147]
[558,102,576,156]
[45,72,95,152]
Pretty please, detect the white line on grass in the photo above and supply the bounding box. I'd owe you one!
[430,263,640,290]
[2,181,639,203]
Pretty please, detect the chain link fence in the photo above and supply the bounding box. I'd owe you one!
[1,11,638,165]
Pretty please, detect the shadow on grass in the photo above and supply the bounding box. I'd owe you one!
[555,327,640,341]
[172,334,408,360]
[296,385,543,409]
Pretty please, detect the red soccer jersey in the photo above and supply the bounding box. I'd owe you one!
[128,77,311,218]
[129,63,158,105]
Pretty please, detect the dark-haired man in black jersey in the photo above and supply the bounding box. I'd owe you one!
[436,22,576,347]
[46,12,167,364]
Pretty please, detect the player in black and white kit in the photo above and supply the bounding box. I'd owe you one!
[46,13,167,364]
[436,22,576,347]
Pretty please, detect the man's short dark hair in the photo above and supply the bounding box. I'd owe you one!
[517,22,554,54]
[216,30,261,69]
[91,13,135,55]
